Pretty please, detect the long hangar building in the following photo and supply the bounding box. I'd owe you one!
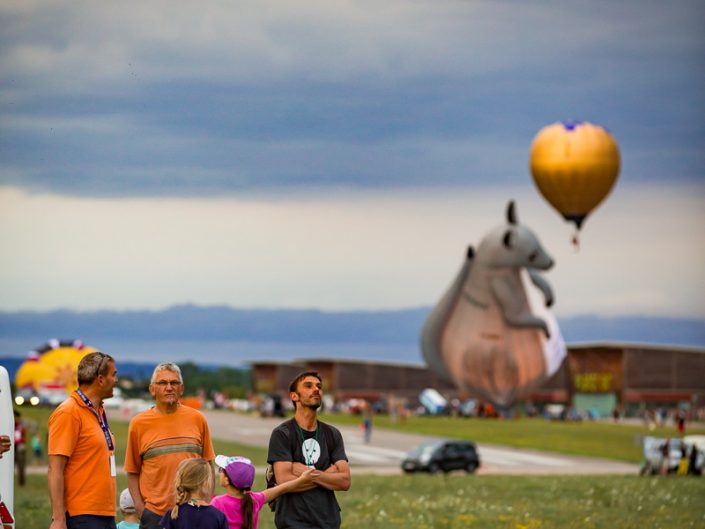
[251,342,705,417]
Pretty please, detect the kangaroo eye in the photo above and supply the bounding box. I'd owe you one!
[529,251,538,262]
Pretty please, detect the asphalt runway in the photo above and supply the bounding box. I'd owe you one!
[203,410,640,476]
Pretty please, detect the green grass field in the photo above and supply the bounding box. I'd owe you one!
[10,406,705,528]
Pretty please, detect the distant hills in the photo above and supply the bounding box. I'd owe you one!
[1,305,703,376]
[0,304,428,344]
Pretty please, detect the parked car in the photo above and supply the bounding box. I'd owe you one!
[401,439,480,474]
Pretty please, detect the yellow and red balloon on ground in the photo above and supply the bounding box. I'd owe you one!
[15,339,98,395]
[529,121,620,241]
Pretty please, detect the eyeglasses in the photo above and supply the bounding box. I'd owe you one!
[154,380,181,387]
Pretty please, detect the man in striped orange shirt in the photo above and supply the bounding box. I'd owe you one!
[124,363,215,529]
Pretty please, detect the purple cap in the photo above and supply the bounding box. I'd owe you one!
[215,455,255,489]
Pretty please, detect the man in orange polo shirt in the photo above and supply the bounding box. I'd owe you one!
[48,351,119,529]
[124,362,215,529]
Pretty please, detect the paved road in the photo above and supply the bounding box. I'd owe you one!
[203,410,640,475]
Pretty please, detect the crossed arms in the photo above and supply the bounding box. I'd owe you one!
[273,459,351,492]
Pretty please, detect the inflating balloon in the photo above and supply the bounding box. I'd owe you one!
[421,201,566,409]
[15,339,97,395]
[530,121,620,245]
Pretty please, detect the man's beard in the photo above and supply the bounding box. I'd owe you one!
[304,401,321,411]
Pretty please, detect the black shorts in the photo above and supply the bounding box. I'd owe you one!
[66,514,116,529]
[139,507,164,529]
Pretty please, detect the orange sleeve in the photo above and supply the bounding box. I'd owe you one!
[123,417,142,474]
[201,413,215,461]
[48,405,79,457]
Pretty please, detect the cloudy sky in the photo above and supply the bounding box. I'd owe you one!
[1,0,704,319]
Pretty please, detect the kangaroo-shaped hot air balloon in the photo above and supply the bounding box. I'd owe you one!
[421,201,566,409]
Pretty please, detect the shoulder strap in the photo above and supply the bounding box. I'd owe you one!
[317,420,336,461]
[286,418,298,459]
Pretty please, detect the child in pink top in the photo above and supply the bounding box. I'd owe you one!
[211,455,315,529]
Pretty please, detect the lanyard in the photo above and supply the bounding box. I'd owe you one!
[76,389,114,452]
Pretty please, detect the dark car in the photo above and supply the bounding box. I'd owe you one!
[401,439,480,474]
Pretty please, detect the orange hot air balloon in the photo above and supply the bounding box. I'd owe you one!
[530,121,620,243]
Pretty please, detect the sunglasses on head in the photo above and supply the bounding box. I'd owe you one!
[94,352,109,379]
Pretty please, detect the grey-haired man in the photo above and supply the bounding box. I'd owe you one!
[124,362,215,529]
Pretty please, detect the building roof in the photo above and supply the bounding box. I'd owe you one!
[250,357,427,369]
[568,341,705,354]
[298,357,431,368]
[249,360,306,366]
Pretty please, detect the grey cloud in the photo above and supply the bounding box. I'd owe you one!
[2,1,701,88]
[0,1,703,197]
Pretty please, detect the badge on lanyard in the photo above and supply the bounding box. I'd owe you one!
[76,389,115,475]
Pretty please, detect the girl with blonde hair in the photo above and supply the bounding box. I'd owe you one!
[160,458,227,529]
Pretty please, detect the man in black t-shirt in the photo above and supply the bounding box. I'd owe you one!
[267,371,351,529]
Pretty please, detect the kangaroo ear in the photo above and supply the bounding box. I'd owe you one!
[466,245,475,259]
[503,230,513,248]
[507,200,517,225]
